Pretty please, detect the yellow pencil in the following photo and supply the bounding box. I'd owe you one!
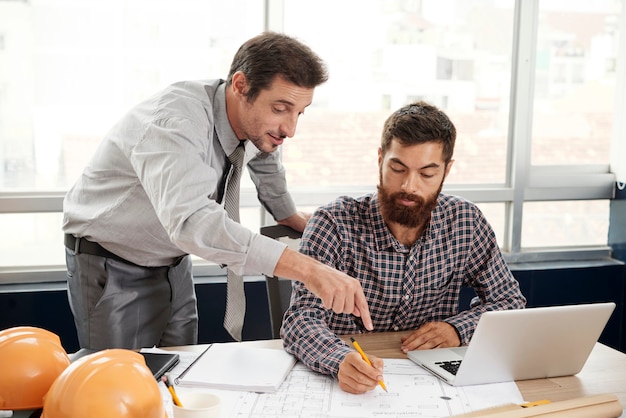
[350,337,388,392]
[521,399,551,408]
[162,373,183,407]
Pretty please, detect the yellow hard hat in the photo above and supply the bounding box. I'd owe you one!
[41,349,167,418]
[0,326,71,410]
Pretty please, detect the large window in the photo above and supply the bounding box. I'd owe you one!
[0,0,623,278]
[0,0,264,271]
[279,0,514,187]
[532,1,618,166]
[1,0,264,191]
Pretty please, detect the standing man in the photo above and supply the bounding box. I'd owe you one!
[281,101,526,394]
[63,32,372,350]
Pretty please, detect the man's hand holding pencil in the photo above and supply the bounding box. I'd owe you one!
[336,338,387,394]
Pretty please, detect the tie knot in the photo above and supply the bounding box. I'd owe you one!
[228,143,245,168]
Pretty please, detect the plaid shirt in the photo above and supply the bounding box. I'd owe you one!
[281,193,526,378]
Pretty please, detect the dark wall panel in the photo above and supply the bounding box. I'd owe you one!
[609,184,626,263]
[195,281,272,344]
[1,264,625,353]
[0,290,79,352]
[512,264,625,351]
[0,281,273,353]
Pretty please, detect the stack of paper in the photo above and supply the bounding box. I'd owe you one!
[176,343,296,393]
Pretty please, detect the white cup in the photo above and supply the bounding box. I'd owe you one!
[172,392,221,418]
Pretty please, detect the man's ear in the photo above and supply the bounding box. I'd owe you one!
[444,159,455,179]
[231,71,249,97]
[378,147,383,166]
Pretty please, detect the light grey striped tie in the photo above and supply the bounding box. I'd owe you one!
[223,143,246,341]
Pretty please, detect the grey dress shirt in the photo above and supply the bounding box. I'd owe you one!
[63,79,291,273]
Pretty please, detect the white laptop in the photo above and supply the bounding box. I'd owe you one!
[407,302,615,386]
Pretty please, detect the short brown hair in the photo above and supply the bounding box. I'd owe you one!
[227,32,329,102]
[381,101,456,164]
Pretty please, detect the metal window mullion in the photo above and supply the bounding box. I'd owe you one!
[265,0,285,32]
[505,0,539,254]
[0,193,64,214]
[610,0,626,187]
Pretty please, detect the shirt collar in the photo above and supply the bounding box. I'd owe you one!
[212,81,269,162]
[213,82,241,157]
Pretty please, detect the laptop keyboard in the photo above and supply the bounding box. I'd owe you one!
[435,360,462,375]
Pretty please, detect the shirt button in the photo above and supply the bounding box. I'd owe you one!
[393,326,399,331]
[404,294,410,300]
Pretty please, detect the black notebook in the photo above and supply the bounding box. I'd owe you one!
[140,352,180,380]
[70,348,179,380]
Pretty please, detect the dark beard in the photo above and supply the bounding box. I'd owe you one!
[377,184,441,228]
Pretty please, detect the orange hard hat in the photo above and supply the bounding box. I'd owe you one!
[0,326,71,410]
[41,349,167,418]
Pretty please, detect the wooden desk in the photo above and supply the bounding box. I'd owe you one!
[168,332,626,408]
[338,331,626,408]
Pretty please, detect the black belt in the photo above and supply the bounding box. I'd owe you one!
[64,234,186,268]
[64,234,136,265]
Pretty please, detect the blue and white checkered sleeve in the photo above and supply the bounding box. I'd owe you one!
[280,206,353,377]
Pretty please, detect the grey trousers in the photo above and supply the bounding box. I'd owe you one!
[65,248,198,350]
